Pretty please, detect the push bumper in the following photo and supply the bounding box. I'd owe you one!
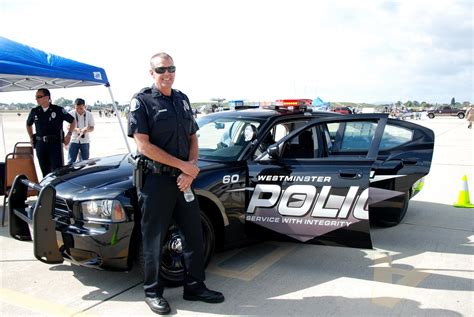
[8,175,134,270]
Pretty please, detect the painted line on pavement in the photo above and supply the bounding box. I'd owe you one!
[0,288,96,317]
[207,243,296,281]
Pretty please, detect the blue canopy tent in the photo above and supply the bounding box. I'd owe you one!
[0,36,130,152]
[312,96,329,110]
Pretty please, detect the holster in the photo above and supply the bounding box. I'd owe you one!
[128,154,146,189]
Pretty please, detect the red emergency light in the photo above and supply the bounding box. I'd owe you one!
[275,99,312,106]
[266,99,313,111]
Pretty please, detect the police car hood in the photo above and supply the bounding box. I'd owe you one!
[40,154,132,197]
[39,154,223,198]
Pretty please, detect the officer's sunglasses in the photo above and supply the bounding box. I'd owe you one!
[35,95,46,99]
[154,66,176,74]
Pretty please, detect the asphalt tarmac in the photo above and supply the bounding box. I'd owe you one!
[0,112,472,316]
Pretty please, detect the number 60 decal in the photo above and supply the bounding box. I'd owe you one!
[223,174,239,184]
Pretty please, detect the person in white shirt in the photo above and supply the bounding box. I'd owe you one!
[68,98,95,164]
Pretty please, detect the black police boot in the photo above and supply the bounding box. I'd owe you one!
[183,281,225,303]
[145,296,171,315]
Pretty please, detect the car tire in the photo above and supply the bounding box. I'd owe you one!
[137,211,215,286]
[427,113,435,119]
[457,113,465,119]
[371,191,410,227]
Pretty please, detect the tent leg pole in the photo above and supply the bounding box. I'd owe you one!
[107,86,131,153]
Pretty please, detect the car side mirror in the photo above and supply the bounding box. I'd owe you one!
[267,144,280,159]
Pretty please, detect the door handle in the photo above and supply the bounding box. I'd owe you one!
[339,170,362,179]
[401,158,417,165]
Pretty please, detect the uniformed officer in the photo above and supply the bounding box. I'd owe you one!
[26,89,76,177]
[128,52,224,315]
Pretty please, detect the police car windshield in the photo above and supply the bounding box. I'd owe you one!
[196,116,262,161]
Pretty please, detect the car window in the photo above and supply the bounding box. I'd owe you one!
[328,121,413,153]
[197,118,261,161]
[259,118,420,162]
[340,122,376,151]
[253,120,310,159]
[379,124,413,149]
[281,127,317,159]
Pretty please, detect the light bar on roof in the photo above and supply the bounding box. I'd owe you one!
[260,99,312,111]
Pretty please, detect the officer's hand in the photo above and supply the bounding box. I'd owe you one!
[177,173,193,191]
[180,161,199,179]
[64,135,71,146]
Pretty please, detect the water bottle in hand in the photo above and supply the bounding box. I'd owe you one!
[184,188,195,202]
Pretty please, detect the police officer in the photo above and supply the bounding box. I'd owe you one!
[26,89,76,177]
[128,52,224,315]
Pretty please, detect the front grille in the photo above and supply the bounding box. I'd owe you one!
[54,197,72,217]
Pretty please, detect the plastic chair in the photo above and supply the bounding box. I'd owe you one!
[13,142,34,157]
[1,145,38,226]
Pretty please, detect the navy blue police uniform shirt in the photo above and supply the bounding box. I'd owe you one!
[26,104,75,137]
[127,85,199,161]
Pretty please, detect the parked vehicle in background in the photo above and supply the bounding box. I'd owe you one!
[331,106,353,115]
[427,106,465,119]
[198,104,218,114]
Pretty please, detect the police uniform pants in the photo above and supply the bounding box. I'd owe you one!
[35,140,63,177]
[139,172,205,298]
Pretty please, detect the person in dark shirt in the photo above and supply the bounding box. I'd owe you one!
[26,89,75,177]
[128,52,224,315]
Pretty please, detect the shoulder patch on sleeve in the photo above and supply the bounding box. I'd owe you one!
[130,98,141,112]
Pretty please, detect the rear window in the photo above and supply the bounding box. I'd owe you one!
[328,122,413,152]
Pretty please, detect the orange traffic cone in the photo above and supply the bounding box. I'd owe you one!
[453,175,474,208]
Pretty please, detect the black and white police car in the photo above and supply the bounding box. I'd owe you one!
[8,100,434,284]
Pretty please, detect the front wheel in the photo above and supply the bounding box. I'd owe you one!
[427,113,435,119]
[457,113,465,119]
[137,211,215,286]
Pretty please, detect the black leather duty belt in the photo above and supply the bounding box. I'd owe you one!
[35,135,61,143]
[145,161,181,177]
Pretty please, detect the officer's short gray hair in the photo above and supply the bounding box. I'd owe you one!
[150,52,174,68]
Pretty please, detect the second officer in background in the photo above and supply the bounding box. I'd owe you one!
[128,52,224,315]
[26,88,76,177]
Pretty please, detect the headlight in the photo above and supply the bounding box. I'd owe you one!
[80,199,127,223]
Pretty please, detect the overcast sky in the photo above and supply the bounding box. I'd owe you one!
[1,0,472,105]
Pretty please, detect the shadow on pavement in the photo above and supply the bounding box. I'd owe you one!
[1,198,471,316]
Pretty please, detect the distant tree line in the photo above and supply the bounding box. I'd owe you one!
[0,97,471,111]
[0,98,127,111]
